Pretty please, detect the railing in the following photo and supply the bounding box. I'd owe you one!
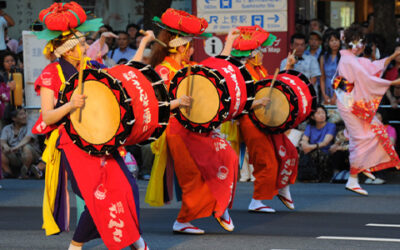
[324,104,400,125]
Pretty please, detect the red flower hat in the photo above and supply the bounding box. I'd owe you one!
[39,2,87,31]
[231,25,276,57]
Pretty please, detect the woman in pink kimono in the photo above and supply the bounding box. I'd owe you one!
[335,24,400,195]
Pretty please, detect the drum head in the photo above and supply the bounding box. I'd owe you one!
[126,61,170,144]
[253,86,290,127]
[70,80,121,145]
[176,74,220,124]
[170,65,230,133]
[249,79,298,134]
[60,69,134,156]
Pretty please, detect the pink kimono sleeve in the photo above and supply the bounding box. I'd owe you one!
[340,57,391,97]
[86,39,109,61]
[358,57,387,77]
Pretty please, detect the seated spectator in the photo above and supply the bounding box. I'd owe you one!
[329,122,350,182]
[298,105,336,182]
[0,51,23,125]
[107,31,137,64]
[1,108,42,179]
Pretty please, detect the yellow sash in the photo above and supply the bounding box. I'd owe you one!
[41,128,62,236]
[145,131,168,206]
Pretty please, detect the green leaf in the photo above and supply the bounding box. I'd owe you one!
[262,34,277,47]
[76,18,104,33]
[231,49,251,57]
[33,29,62,41]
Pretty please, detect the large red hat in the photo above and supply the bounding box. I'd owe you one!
[231,25,277,57]
[154,8,210,37]
[39,2,87,31]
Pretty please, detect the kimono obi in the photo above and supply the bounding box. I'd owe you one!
[333,76,354,93]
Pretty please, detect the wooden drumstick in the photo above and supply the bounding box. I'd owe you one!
[139,29,167,48]
[188,67,195,117]
[265,68,280,111]
[78,45,85,123]
[185,65,192,116]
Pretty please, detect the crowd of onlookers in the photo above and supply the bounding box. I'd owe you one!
[287,16,400,185]
[0,11,399,189]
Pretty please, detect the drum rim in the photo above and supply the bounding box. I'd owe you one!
[279,69,318,114]
[215,55,255,117]
[60,68,134,156]
[126,61,170,145]
[170,64,231,133]
[249,78,299,134]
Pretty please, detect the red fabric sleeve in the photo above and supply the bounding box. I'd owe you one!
[34,62,63,98]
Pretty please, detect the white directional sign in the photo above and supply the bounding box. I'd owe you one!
[198,0,287,12]
[203,11,287,33]
[198,0,288,33]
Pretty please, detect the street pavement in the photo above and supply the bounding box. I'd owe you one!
[0,175,400,250]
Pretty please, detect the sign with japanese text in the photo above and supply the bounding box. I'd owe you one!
[197,0,287,12]
[197,0,288,32]
[23,31,50,108]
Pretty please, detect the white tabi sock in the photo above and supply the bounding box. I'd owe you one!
[346,176,359,187]
[132,236,146,250]
[68,243,82,250]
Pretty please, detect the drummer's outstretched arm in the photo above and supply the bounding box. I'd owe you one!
[170,96,192,110]
[220,28,240,56]
[251,96,271,109]
[41,87,85,125]
[130,30,155,63]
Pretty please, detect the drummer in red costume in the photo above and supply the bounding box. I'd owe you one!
[231,26,298,212]
[33,2,154,250]
[147,9,240,234]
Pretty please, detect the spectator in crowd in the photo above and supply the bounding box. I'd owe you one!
[299,105,336,182]
[280,33,321,100]
[0,9,14,52]
[4,27,18,53]
[329,122,350,183]
[305,30,323,59]
[382,44,400,121]
[309,18,324,33]
[0,51,19,124]
[107,31,136,64]
[320,30,341,105]
[363,33,381,61]
[126,23,140,49]
[1,108,42,179]
[91,25,115,50]
[86,31,118,67]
